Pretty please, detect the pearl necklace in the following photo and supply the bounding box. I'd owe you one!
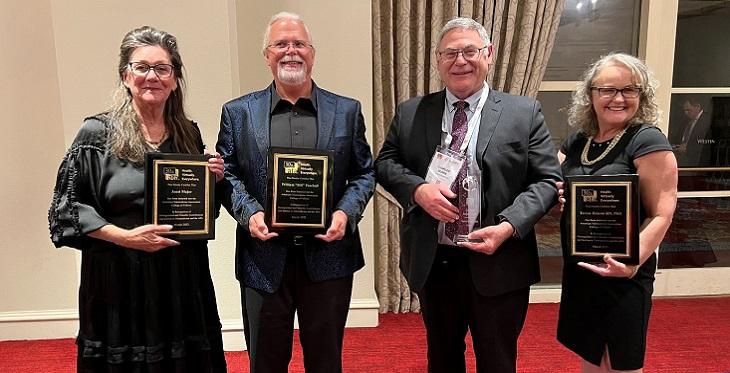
[580,127,628,166]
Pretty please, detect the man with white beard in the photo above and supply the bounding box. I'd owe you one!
[215,11,375,373]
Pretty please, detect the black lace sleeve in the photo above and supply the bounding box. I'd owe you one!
[48,117,110,250]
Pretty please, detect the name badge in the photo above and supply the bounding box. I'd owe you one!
[425,146,465,189]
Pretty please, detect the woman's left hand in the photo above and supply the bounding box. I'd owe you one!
[578,255,638,278]
[556,181,565,212]
[205,149,224,182]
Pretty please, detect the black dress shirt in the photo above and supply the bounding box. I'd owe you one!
[270,85,318,148]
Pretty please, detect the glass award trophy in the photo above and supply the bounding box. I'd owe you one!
[452,156,482,243]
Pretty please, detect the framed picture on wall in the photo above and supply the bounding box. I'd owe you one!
[668,94,730,191]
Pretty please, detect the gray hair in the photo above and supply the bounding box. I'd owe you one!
[568,52,661,136]
[108,26,198,163]
[262,11,313,55]
[437,17,491,48]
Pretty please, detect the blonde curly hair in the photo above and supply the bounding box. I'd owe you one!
[568,52,661,136]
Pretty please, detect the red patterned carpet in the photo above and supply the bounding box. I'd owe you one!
[2,297,729,372]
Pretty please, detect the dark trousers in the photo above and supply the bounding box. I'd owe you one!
[240,248,354,373]
[417,245,530,373]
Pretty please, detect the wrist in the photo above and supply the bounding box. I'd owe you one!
[93,224,127,247]
[111,226,130,247]
[334,209,348,222]
[498,217,518,238]
[412,183,426,204]
[628,264,640,278]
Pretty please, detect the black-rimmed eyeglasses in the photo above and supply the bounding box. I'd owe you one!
[128,62,175,78]
[590,86,643,99]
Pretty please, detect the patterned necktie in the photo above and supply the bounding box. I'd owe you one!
[445,101,469,241]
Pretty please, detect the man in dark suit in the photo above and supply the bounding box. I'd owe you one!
[375,17,561,373]
[673,100,713,167]
[216,11,374,373]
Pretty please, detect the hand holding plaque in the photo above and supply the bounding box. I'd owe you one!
[265,147,334,233]
[564,174,639,264]
[144,153,216,240]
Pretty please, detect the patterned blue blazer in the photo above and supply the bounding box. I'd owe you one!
[216,82,375,293]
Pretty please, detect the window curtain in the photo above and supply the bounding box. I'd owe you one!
[372,0,565,313]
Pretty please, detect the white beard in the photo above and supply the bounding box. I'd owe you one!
[277,56,308,85]
[278,67,307,85]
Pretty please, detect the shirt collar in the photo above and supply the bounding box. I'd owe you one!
[445,82,489,113]
[269,82,319,113]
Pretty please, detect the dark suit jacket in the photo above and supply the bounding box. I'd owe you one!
[680,111,713,167]
[375,89,561,296]
[216,83,375,293]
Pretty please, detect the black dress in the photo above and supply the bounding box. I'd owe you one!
[557,124,672,370]
[49,115,227,373]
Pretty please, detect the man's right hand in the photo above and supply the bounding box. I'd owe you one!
[249,211,278,241]
[413,183,460,222]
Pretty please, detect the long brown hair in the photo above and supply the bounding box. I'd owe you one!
[108,26,199,163]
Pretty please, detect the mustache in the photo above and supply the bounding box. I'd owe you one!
[279,55,305,64]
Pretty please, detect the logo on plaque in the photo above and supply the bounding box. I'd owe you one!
[163,167,179,181]
[581,189,598,202]
[284,161,300,174]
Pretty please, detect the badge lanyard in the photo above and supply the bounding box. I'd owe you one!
[442,88,489,155]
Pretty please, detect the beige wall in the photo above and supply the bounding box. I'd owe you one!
[0,0,78,321]
[0,0,377,348]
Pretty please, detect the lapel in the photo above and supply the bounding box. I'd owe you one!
[315,84,337,150]
[424,91,446,162]
[476,90,503,169]
[251,84,273,162]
